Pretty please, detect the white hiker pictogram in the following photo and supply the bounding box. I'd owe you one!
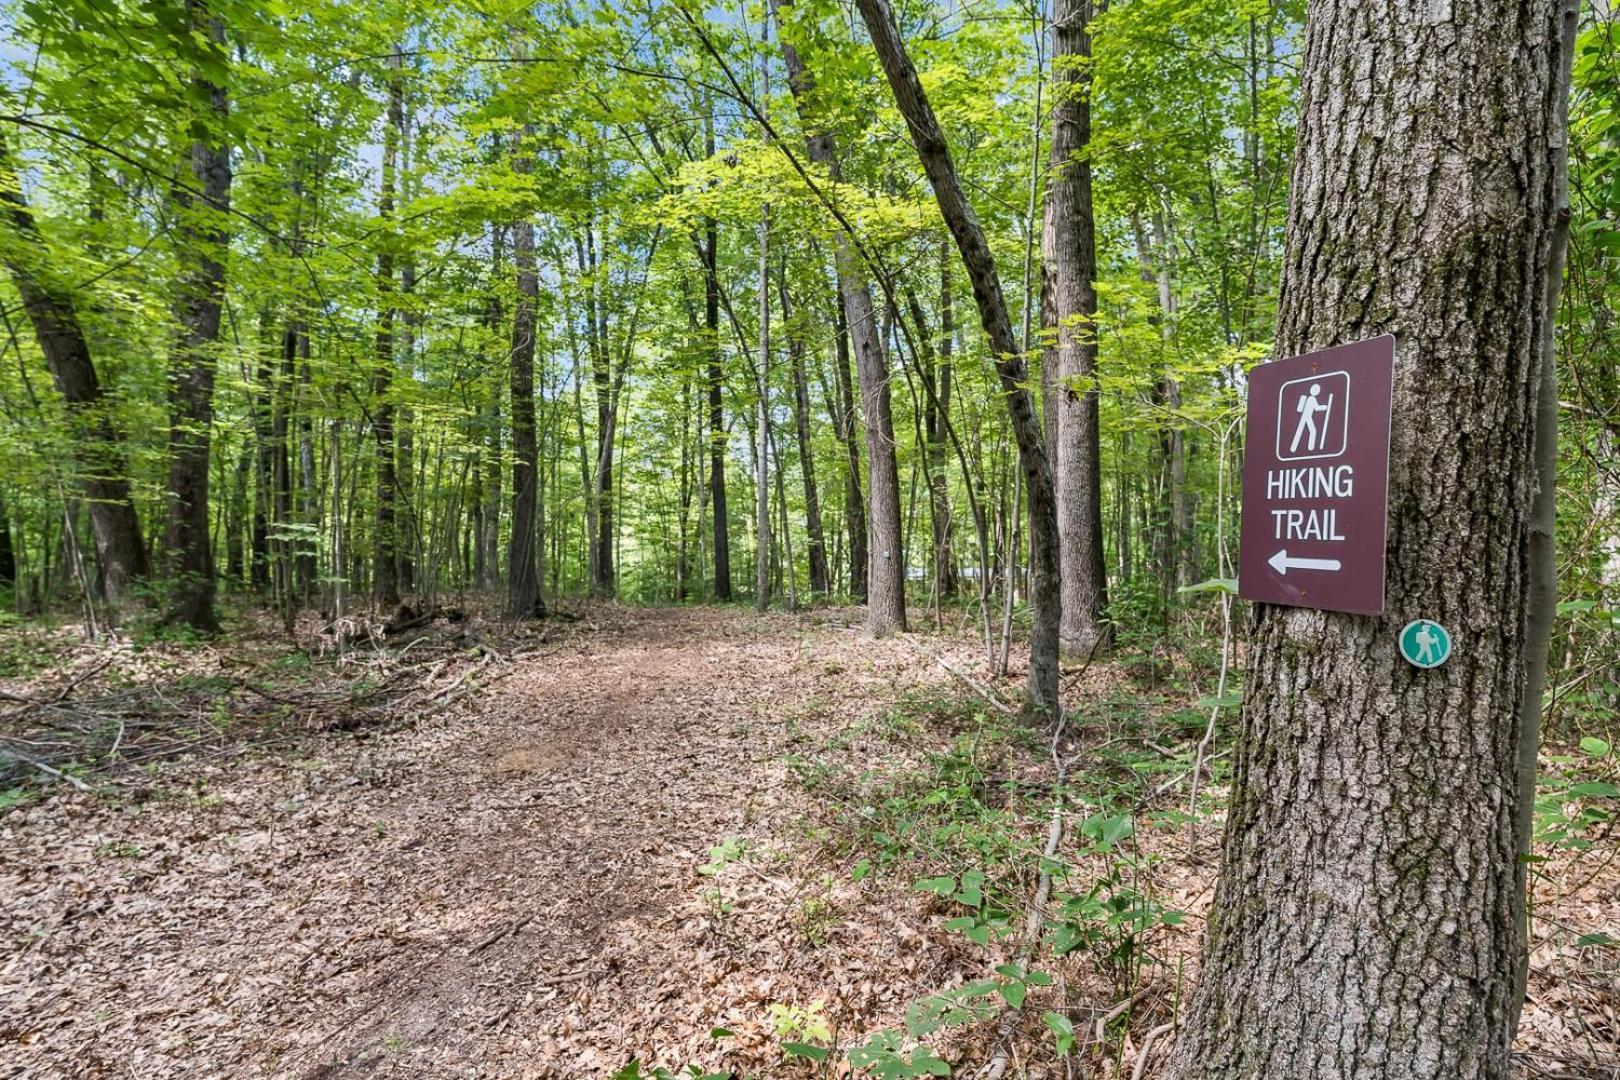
[1413,621,1440,665]
[1290,382,1335,454]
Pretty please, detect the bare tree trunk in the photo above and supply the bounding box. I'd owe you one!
[1047,0,1108,655]
[481,226,505,590]
[0,130,149,601]
[1165,1,1579,1075]
[507,153,545,617]
[833,294,868,601]
[704,213,733,601]
[782,273,829,596]
[773,0,905,635]
[507,219,545,619]
[855,0,1057,714]
[371,49,404,610]
[163,0,230,633]
[755,207,772,612]
[0,488,14,586]
[926,243,956,599]
[676,367,694,601]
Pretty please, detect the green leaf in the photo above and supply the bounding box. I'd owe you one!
[1576,931,1617,948]
[954,870,985,907]
[1568,782,1620,798]
[997,981,1026,1008]
[1178,577,1237,595]
[914,875,956,896]
[1579,736,1611,757]
[852,858,872,883]
[782,1042,829,1062]
[709,1027,733,1038]
[1043,1010,1076,1054]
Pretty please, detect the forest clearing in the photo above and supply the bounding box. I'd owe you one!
[4,0,1620,1075]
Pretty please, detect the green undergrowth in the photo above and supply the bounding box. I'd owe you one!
[633,684,1225,1078]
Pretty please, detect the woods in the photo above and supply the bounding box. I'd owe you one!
[2,0,1618,1077]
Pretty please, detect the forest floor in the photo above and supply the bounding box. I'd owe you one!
[0,601,1615,1079]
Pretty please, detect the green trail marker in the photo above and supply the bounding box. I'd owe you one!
[1399,619,1452,669]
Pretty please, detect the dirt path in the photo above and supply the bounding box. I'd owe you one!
[1,606,963,1078]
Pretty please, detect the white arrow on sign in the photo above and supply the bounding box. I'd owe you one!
[1268,549,1342,576]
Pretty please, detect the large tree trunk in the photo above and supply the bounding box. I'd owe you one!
[0,130,149,600]
[703,216,733,602]
[507,202,545,619]
[1046,0,1109,654]
[163,0,230,633]
[582,224,616,598]
[1165,2,1579,1076]
[773,0,906,636]
[833,295,868,601]
[855,0,1057,714]
[371,50,404,610]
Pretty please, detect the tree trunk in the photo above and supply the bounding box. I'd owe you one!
[704,216,733,602]
[296,328,317,602]
[773,0,905,635]
[371,50,404,610]
[0,130,149,601]
[833,293,868,601]
[782,274,829,596]
[228,444,249,585]
[754,209,772,612]
[1047,0,1109,655]
[927,243,956,599]
[482,226,505,590]
[0,487,14,586]
[855,0,1057,714]
[1165,2,1579,1076]
[163,0,230,633]
[507,202,545,619]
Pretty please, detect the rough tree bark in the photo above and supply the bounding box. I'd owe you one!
[703,212,733,602]
[371,50,404,610]
[1046,0,1109,654]
[833,295,868,601]
[855,0,1058,714]
[773,0,906,635]
[163,0,231,633]
[507,160,545,619]
[1165,2,1579,1076]
[0,129,149,600]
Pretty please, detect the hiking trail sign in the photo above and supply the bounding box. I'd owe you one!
[1238,335,1395,615]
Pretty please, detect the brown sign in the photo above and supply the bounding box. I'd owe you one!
[1238,335,1394,615]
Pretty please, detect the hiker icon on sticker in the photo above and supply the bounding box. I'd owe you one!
[1400,619,1452,669]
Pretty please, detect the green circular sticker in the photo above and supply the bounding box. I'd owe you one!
[1400,619,1452,669]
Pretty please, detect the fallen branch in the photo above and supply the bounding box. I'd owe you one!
[1130,1021,1176,1080]
[471,913,534,954]
[8,749,94,791]
[900,635,1017,716]
[0,657,112,722]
